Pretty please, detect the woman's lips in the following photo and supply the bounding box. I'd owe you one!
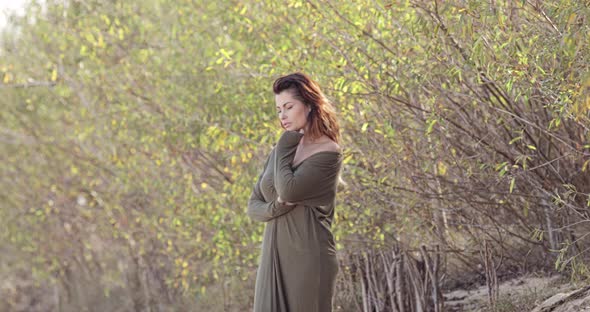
[283,123,291,128]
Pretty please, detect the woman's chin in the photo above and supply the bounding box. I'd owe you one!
[283,125,301,132]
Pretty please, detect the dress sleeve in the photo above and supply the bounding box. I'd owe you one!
[274,131,342,205]
[247,148,297,222]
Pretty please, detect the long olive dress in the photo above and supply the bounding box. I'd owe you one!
[247,131,343,312]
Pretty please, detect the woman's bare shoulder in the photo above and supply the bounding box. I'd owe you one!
[318,137,341,153]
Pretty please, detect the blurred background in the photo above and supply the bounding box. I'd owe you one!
[1,0,589,311]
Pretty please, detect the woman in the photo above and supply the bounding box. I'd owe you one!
[247,72,343,312]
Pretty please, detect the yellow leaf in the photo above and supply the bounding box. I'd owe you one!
[437,161,447,176]
[343,154,353,164]
[567,13,577,28]
[361,123,368,133]
[97,34,104,48]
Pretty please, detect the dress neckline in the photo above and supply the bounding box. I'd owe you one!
[291,150,342,169]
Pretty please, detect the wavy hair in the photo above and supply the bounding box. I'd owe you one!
[272,72,341,144]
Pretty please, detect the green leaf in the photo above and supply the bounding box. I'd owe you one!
[509,136,522,145]
[426,119,437,134]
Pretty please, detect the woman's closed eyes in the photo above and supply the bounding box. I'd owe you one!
[277,105,293,114]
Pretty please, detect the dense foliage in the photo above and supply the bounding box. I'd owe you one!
[1,0,588,310]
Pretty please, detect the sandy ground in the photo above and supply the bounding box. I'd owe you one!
[444,274,575,311]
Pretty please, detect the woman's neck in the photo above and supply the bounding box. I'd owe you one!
[300,124,328,145]
[301,134,328,145]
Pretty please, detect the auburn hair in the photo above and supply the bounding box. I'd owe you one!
[272,72,341,144]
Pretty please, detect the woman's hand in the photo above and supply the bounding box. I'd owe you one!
[277,196,296,206]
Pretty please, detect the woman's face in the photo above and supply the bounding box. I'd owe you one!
[275,89,310,131]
